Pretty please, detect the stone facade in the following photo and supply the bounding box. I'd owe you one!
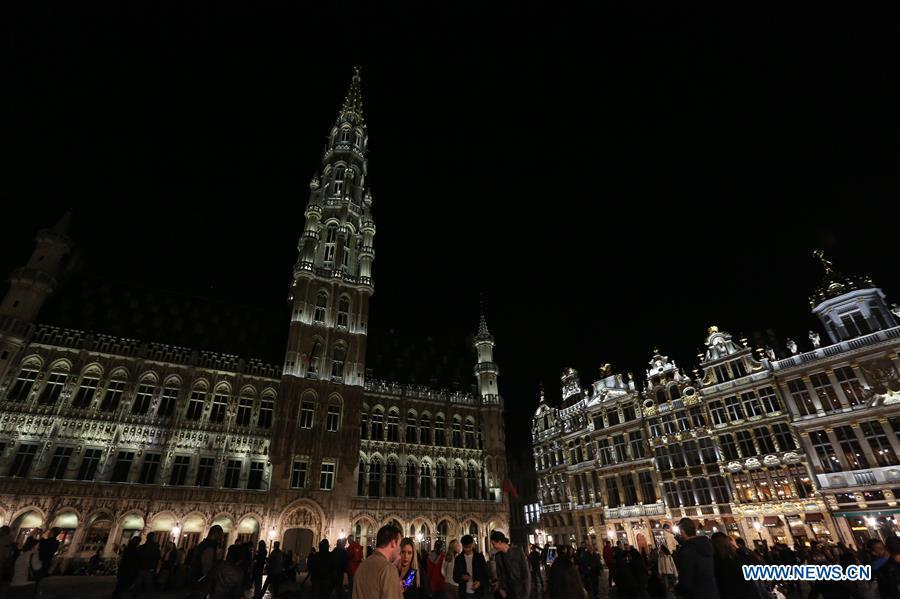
[532,256,900,551]
[0,69,509,565]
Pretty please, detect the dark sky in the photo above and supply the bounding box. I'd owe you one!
[3,3,899,454]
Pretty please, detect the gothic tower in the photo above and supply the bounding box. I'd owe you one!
[473,310,509,508]
[271,68,376,539]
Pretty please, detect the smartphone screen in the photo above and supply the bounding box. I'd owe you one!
[403,569,417,589]
[546,547,557,565]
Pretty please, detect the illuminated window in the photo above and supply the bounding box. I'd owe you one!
[629,431,645,459]
[291,460,308,488]
[772,422,796,451]
[835,426,869,469]
[787,379,816,416]
[719,434,739,461]
[810,373,839,412]
[324,227,337,262]
[757,387,781,413]
[860,421,897,467]
[810,430,841,473]
[724,396,742,421]
[420,462,432,498]
[709,401,727,426]
[736,430,756,457]
[337,297,350,328]
[331,346,346,381]
[320,462,336,490]
[834,367,864,406]
[740,392,762,418]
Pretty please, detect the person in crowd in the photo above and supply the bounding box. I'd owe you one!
[528,544,543,598]
[880,536,900,599]
[442,540,461,599]
[577,545,601,599]
[602,540,615,590]
[251,540,267,599]
[158,541,179,590]
[262,541,284,597]
[0,526,13,584]
[111,535,141,599]
[132,532,161,597]
[35,527,61,587]
[656,544,677,598]
[351,524,403,599]
[189,524,224,598]
[334,538,349,598]
[710,532,765,599]
[88,549,104,576]
[454,535,488,599]
[211,544,245,599]
[673,518,718,599]
[490,530,530,599]
[311,539,334,598]
[545,548,587,599]
[347,535,364,595]
[398,537,428,599]
[285,549,296,583]
[8,537,42,599]
[426,539,446,599]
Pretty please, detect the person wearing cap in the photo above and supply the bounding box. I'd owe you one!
[489,530,530,599]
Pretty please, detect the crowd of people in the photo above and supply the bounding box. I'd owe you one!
[4,518,900,598]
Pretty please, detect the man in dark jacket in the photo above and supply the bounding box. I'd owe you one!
[490,530,530,599]
[133,532,162,597]
[453,535,489,598]
[673,518,719,599]
[333,538,349,599]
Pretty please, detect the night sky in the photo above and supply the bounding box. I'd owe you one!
[4,3,899,456]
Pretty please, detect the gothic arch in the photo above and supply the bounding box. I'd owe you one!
[46,358,72,372]
[238,384,258,398]
[278,498,327,531]
[381,514,407,531]
[85,508,115,527]
[138,370,160,384]
[163,374,183,388]
[109,367,130,381]
[49,505,84,525]
[408,516,437,535]
[10,506,47,526]
[18,354,44,369]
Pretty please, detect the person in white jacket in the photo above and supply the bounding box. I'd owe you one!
[657,544,678,598]
[442,540,460,599]
[9,537,43,598]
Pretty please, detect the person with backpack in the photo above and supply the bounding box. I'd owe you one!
[8,537,42,599]
[189,525,224,599]
[426,540,446,599]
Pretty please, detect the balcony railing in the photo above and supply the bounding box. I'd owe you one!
[772,326,900,371]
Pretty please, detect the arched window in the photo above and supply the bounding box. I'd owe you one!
[131,375,156,415]
[386,410,399,442]
[434,415,445,446]
[324,226,338,263]
[437,520,450,543]
[420,462,432,498]
[360,410,369,440]
[38,367,68,406]
[452,416,463,448]
[357,459,366,496]
[333,168,345,195]
[436,463,447,498]
[385,458,398,497]
[210,386,229,423]
[406,411,418,444]
[185,383,207,420]
[656,389,666,405]
[7,362,40,402]
[669,385,681,401]
[331,345,346,381]
[454,463,465,499]
[368,457,382,498]
[337,296,350,328]
[467,464,478,499]
[405,459,417,498]
[371,408,384,440]
[314,292,328,323]
[100,372,127,412]
[464,418,476,448]
[420,414,432,445]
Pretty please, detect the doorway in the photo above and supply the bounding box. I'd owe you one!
[283,528,314,558]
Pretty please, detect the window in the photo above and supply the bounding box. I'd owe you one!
[605,478,621,508]
[371,409,384,439]
[248,462,264,490]
[258,399,273,428]
[689,407,706,428]
[196,457,214,487]
[337,297,350,328]
[663,482,679,507]
[699,437,718,464]
[732,360,748,378]
[623,404,636,422]
[320,462,336,490]
[772,422,796,451]
[210,392,228,423]
[331,346,346,381]
[78,449,102,481]
[406,460,418,497]
[593,415,605,430]
[622,474,638,505]
[433,416,444,446]
[740,392,762,418]
[132,384,154,415]
[612,435,627,463]
[639,471,657,502]
[8,366,40,403]
[724,396,742,421]
[464,419,476,448]
[836,426,869,469]
[139,453,161,484]
[46,447,73,479]
[73,376,99,408]
[454,465,464,499]
[597,439,612,466]
[236,397,253,426]
[436,463,447,498]
[420,462,432,498]
[841,311,871,338]
[38,371,67,405]
[358,461,368,495]
[314,293,327,323]
[810,373,839,412]
[710,475,731,503]
[291,460,308,488]
[300,401,315,429]
[758,387,781,414]
[186,389,206,420]
[714,365,731,384]
[111,451,134,483]
[693,479,712,505]
[360,411,369,439]
[648,418,662,438]
[607,409,621,427]
[661,414,676,435]
[406,412,418,443]
[326,405,341,432]
[324,228,337,263]
[719,434,740,461]
[860,421,897,467]
[386,411,399,442]
[678,480,696,506]
[224,460,242,488]
[755,427,777,454]
[683,441,701,466]
[709,401,727,426]
[157,387,178,417]
[629,431,645,459]
[452,418,462,448]
[385,459,398,497]
[675,410,690,431]
[169,456,190,486]
[810,430,841,473]
[788,378,816,416]
[8,443,37,477]
[834,367,864,407]
[100,379,125,412]
[368,459,382,497]
[737,430,756,457]
[420,415,432,445]
[467,465,478,499]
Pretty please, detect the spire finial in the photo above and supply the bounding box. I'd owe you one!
[813,249,835,275]
[339,66,364,123]
[478,300,491,337]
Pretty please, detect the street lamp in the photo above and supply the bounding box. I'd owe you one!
[171,522,181,543]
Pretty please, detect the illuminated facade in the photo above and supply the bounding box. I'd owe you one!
[532,257,900,549]
[0,69,508,567]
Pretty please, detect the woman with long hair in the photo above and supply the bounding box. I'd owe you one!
[398,537,429,599]
[711,532,766,599]
[657,544,677,597]
[545,549,587,599]
[442,540,460,599]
